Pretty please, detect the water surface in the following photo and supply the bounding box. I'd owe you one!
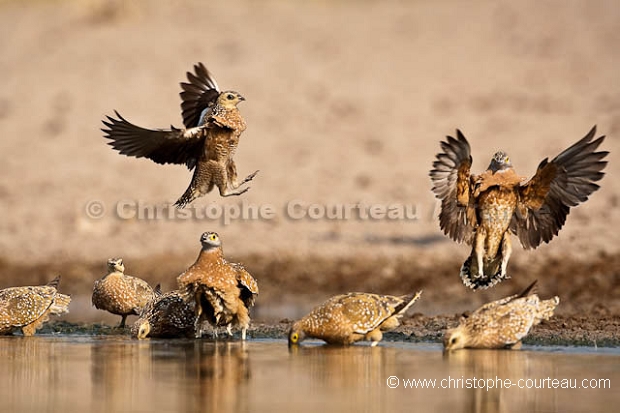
[0,336,617,413]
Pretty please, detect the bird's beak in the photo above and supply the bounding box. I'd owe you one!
[238,94,246,101]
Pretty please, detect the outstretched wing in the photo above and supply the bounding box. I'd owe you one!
[429,130,476,244]
[180,62,220,128]
[102,111,206,170]
[511,126,608,249]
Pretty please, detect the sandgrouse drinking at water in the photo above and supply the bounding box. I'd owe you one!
[288,291,423,346]
[102,62,258,208]
[177,232,258,340]
[430,126,607,290]
[92,258,156,327]
[443,280,559,351]
[132,287,197,339]
[0,276,71,336]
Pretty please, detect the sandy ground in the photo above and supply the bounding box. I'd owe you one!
[0,0,619,324]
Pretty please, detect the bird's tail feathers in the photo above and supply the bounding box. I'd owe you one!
[460,255,507,290]
[50,293,71,315]
[174,188,196,209]
[396,291,423,315]
[46,275,61,289]
[517,280,538,298]
[535,296,560,324]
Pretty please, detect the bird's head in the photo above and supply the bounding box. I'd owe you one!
[443,325,468,351]
[200,231,222,251]
[288,322,306,346]
[217,91,245,109]
[107,258,124,274]
[136,320,151,340]
[488,151,512,172]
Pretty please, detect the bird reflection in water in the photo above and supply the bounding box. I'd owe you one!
[287,344,391,412]
[444,349,555,413]
[90,339,250,412]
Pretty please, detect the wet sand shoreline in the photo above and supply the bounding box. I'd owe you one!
[34,314,620,348]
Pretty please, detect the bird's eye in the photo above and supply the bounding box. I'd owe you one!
[209,234,217,241]
[291,333,299,343]
[226,94,235,100]
[505,156,510,162]
[451,337,457,344]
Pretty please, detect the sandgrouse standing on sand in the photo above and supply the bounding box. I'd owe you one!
[0,276,71,336]
[443,280,558,351]
[177,232,258,340]
[92,258,156,327]
[102,62,258,208]
[288,291,422,346]
[430,126,607,290]
[132,287,197,339]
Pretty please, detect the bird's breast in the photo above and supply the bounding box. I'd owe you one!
[477,187,517,228]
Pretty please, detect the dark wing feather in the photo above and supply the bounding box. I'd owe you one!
[511,126,608,249]
[233,263,258,308]
[102,111,206,170]
[429,130,476,244]
[180,62,220,128]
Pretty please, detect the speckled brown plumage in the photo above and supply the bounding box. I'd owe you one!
[430,126,608,289]
[177,232,259,339]
[443,280,559,351]
[132,288,196,339]
[288,291,422,346]
[0,276,71,336]
[92,258,156,327]
[102,62,258,208]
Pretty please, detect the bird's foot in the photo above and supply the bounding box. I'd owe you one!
[241,328,247,341]
[226,325,233,336]
[222,186,250,197]
[240,170,259,185]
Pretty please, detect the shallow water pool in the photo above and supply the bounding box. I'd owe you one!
[0,336,617,412]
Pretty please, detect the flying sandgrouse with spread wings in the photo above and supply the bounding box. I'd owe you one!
[102,63,258,208]
[430,126,608,290]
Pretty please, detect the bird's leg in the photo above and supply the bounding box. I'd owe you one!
[226,324,233,337]
[474,230,486,278]
[194,295,203,338]
[241,327,247,341]
[221,186,251,197]
[509,341,522,350]
[119,315,127,328]
[366,329,383,346]
[227,160,258,189]
[21,323,37,337]
[216,163,250,197]
[500,235,512,279]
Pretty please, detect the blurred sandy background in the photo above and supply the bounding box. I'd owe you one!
[0,0,618,321]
